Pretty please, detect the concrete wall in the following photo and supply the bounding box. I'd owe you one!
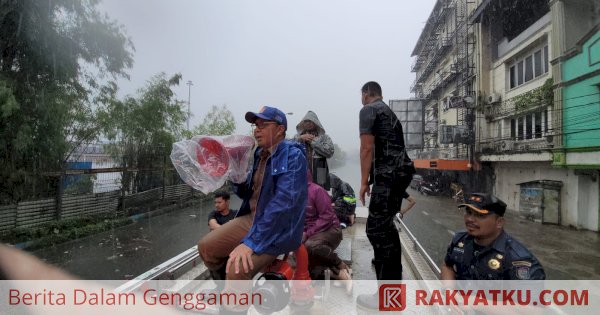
[491,21,552,100]
[494,162,599,231]
[576,175,599,231]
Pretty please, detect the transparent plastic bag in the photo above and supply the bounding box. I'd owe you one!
[170,135,256,194]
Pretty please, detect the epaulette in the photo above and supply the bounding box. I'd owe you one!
[505,236,534,260]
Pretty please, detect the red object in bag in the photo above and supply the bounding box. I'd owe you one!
[195,137,229,177]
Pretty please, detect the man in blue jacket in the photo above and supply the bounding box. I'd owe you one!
[198,106,307,284]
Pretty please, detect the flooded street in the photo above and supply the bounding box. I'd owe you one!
[28,158,594,280]
[32,197,241,280]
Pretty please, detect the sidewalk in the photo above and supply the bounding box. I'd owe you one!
[502,210,600,279]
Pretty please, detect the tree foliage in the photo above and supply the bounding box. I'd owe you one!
[101,73,188,193]
[192,105,236,136]
[0,0,133,203]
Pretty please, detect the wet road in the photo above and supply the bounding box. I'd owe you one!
[401,188,600,279]
[32,197,242,280]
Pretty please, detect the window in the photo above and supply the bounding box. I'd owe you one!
[511,111,546,141]
[510,67,516,88]
[525,56,533,82]
[534,50,542,77]
[544,109,548,133]
[543,46,549,73]
[517,61,524,86]
[526,114,533,139]
[534,112,542,138]
[510,119,516,139]
[509,45,549,89]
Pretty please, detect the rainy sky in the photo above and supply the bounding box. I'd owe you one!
[99,0,436,152]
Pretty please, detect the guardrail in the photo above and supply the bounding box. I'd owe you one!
[394,213,441,278]
[116,246,206,293]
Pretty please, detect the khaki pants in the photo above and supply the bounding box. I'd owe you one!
[198,214,276,280]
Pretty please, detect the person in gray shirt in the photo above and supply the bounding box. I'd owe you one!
[294,111,334,190]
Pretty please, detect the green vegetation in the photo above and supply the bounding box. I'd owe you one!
[100,73,188,193]
[190,105,237,136]
[0,0,133,203]
[1,214,132,250]
[512,79,554,112]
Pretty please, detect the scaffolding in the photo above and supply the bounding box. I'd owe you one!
[411,0,478,158]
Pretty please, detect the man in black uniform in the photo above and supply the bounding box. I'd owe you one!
[442,193,546,280]
[357,81,414,310]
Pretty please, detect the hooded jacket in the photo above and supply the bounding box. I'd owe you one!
[294,111,334,190]
[303,171,340,242]
[329,173,356,217]
[233,140,308,256]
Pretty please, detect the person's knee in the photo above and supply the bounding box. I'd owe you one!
[197,236,211,260]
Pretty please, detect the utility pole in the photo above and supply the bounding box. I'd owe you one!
[186,80,193,131]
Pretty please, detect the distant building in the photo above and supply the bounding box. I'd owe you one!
[410,0,483,193]
[67,143,121,193]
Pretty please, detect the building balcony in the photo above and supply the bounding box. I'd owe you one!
[479,138,553,155]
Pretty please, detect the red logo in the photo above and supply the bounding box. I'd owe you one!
[379,284,406,311]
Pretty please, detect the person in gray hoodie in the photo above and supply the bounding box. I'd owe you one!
[294,111,335,190]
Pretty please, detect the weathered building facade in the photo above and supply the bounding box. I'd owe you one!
[413,0,599,231]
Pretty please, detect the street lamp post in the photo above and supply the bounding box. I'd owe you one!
[186,80,193,131]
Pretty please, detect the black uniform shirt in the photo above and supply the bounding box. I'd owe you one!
[359,100,406,178]
[208,209,238,226]
[444,230,546,280]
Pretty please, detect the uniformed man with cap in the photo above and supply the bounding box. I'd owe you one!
[441,193,546,280]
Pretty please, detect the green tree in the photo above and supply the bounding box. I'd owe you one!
[0,0,133,203]
[191,105,236,136]
[101,73,187,193]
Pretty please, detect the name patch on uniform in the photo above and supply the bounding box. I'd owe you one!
[516,266,530,279]
[512,261,532,267]
[452,247,464,254]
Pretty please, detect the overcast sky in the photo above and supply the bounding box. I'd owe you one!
[99,0,436,151]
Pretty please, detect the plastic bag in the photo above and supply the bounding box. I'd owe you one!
[170,135,256,194]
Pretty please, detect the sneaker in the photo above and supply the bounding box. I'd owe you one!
[340,222,347,229]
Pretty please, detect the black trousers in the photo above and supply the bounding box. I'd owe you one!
[366,172,411,280]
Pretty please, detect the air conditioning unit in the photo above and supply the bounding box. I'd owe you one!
[500,140,514,151]
[487,93,501,104]
[439,125,454,144]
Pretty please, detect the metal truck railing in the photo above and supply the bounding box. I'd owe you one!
[394,213,441,278]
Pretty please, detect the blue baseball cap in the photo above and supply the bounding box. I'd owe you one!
[245,106,288,130]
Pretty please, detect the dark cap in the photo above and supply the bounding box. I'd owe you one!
[245,106,287,130]
[458,193,507,216]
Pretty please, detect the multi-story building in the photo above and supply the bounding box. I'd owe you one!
[410,0,484,192]
[470,0,599,230]
[550,0,599,231]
